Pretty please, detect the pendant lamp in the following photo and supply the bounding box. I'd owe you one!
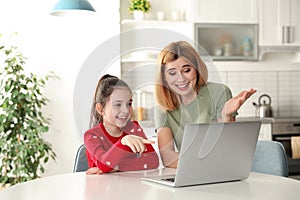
[50,0,96,16]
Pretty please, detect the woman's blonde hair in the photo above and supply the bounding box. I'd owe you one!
[155,41,208,110]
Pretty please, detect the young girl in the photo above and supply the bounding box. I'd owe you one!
[84,74,159,174]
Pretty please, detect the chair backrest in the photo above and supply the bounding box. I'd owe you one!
[73,144,88,172]
[251,140,289,177]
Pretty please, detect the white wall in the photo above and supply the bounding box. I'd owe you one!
[213,53,300,118]
[0,0,120,177]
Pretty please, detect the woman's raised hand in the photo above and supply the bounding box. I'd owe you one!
[121,135,155,153]
[222,88,257,121]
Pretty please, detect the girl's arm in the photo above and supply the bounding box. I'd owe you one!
[85,121,159,173]
[84,131,133,173]
[117,143,159,171]
[116,122,159,171]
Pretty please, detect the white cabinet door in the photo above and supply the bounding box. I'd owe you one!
[121,20,194,41]
[121,20,194,61]
[186,0,258,23]
[290,0,300,44]
[259,0,300,46]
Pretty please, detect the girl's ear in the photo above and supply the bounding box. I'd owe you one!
[96,103,103,115]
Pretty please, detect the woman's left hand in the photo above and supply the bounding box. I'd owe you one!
[222,88,257,121]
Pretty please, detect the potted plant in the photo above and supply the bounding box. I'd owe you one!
[128,0,151,20]
[0,33,58,188]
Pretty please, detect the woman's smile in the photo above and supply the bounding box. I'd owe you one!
[164,57,197,103]
[176,82,190,90]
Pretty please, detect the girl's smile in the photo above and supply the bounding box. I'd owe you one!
[98,87,133,136]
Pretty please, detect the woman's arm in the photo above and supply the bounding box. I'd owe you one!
[219,88,256,122]
[157,127,179,168]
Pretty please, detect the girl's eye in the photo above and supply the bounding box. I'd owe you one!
[128,102,132,107]
[113,103,122,107]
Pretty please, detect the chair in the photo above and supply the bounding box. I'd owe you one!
[73,144,88,172]
[251,140,289,177]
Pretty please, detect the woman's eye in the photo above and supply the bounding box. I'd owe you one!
[168,71,176,76]
[183,68,191,73]
[128,102,132,107]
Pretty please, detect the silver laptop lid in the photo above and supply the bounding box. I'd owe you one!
[174,121,261,187]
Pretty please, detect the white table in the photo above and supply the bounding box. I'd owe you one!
[1,168,300,200]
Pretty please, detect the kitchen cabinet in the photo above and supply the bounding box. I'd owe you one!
[259,0,300,46]
[195,23,258,61]
[186,0,258,23]
[121,19,193,52]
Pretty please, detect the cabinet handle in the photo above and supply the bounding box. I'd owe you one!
[282,26,293,44]
[274,136,291,140]
[287,26,293,43]
[282,26,289,43]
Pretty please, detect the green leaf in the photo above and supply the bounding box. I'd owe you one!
[0,35,59,186]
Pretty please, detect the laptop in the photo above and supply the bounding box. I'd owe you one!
[141,121,261,187]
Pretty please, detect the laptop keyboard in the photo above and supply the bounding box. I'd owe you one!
[161,177,175,182]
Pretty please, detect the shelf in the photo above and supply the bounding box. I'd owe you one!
[121,50,159,64]
[259,45,300,60]
[212,55,257,61]
[121,19,190,25]
[122,57,156,63]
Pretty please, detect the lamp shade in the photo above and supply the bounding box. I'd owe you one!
[50,0,96,16]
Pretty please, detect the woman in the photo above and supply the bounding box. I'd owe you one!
[154,41,256,168]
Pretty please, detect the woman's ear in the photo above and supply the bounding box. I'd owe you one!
[96,103,103,115]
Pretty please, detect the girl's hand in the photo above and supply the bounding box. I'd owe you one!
[86,167,104,175]
[222,88,257,121]
[121,135,155,153]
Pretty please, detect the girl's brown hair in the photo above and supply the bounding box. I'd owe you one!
[89,74,131,128]
[155,41,208,110]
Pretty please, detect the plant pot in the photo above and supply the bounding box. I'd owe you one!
[133,10,144,20]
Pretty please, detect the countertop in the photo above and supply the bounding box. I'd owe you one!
[237,117,300,123]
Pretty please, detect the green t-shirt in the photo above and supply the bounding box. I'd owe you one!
[154,82,236,150]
